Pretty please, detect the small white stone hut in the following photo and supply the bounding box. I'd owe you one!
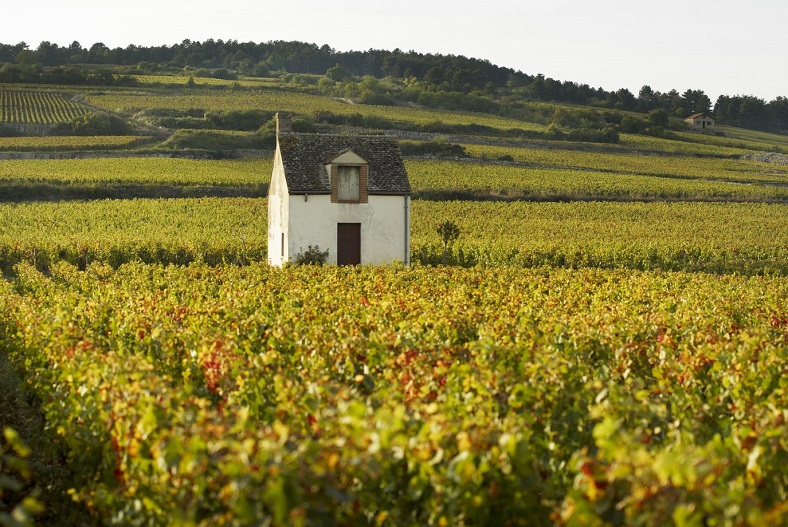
[685,112,715,130]
[268,113,412,266]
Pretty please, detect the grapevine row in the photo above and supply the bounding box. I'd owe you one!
[0,135,148,152]
[1,156,784,203]
[0,158,271,186]
[1,198,785,275]
[461,143,788,185]
[407,159,788,202]
[0,88,91,124]
[1,262,786,525]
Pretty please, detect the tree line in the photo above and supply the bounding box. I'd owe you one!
[0,39,785,134]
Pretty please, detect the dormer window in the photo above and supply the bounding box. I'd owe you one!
[337,165,360,201]
[329,150,368,204]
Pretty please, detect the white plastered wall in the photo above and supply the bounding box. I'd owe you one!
[287,194,410,265]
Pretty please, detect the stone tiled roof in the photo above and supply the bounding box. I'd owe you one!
[277,133,411,195]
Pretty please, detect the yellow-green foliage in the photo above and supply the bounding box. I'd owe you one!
[0,88,90,124]
[461,143,788,184]
[133,74,280,88]
[159,129,264,150]
[618,133,748,156]
[674,127,788,153]
[2,145,785,203]
[0,135,150,152]
[410,200,788,273]
[0,428,44,526]
[2,263,786,525]
[1,198,785,274]
[405,159,788,201]
[0,158,270,186]
[0,198,266,271]
[411,200,787,251]
[85,90,543,130]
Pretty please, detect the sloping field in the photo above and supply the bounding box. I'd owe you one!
[85,89,544,131]
[0,88,91,124]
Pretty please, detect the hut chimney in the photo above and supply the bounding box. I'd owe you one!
[276,112,292,136]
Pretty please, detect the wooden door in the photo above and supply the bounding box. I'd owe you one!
[337,223,361,265]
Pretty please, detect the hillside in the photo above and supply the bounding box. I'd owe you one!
[1,72,788,208]
[1,39,787,134]
[0,70,786,276]
[1,57,788,527]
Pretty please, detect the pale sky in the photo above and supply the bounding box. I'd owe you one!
[5,0,787,102]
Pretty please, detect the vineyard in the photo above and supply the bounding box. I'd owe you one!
[460,143,788,184]
[1,198,785,275]
[2,155,786,203]
[407,159,788,202]
[0,158,270,187]
[133,74,280,88]
[1,263,786,525]
[0,88,91,125]
[617,131,788,156]
[0,158,270,201]
[0,135,150,152]
[84,89,545,131]
[672,128,788,154]
[1,72,788,526]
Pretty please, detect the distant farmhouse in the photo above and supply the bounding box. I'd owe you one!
[268,113,412,266]
[685,112,715,131]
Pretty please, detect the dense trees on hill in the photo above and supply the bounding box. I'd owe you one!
[0,39,785,134]
[714,95,788,132]
[0,62,138,86]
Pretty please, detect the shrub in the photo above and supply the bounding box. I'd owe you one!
[50,112,133,136]
[620,115,647,133]
[398,140,467,157]
[0,124,22,137]
[294,245,329,265]
[205,110,274,131]
[160,129,264,150]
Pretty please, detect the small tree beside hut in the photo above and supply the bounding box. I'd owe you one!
[437,221,460,265]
